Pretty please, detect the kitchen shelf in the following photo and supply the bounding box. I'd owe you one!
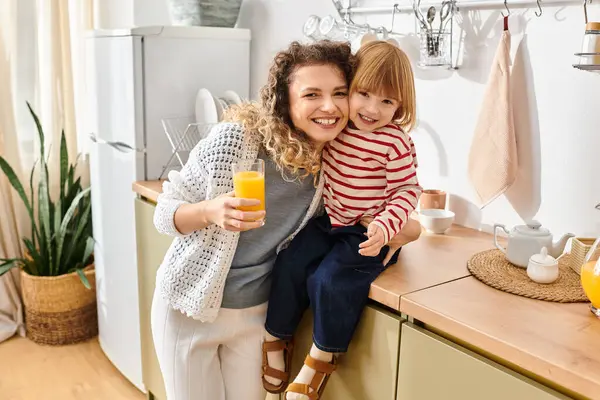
[572,52,600,71]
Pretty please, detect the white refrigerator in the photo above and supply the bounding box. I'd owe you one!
[86,26,250,391]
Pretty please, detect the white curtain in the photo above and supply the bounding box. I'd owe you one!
[0,0,94,343]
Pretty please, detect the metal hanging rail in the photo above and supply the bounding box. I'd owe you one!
[338,0,588,14]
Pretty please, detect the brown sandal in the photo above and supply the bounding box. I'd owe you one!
[262,339,294,394]
[284,354,337,400]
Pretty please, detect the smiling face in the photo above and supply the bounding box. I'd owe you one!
[288,64,349,146]
[348,40,417,132]
[349,90,399,132]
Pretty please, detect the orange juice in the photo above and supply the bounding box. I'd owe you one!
[581,260,600,310]
[233,171,265,212]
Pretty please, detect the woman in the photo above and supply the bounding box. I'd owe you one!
[151,40,421,400]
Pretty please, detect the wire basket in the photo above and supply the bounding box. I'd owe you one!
[159,116,216,179]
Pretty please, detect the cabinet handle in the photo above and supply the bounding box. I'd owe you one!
[89,132,145,154]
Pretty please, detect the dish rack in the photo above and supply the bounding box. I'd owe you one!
[159,116,216,179]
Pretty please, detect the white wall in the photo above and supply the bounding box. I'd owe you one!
[94,0,170,29]
[95,0,600,238]
[237,0,600,238]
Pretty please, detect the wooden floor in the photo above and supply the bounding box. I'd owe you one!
[0,335,146,400]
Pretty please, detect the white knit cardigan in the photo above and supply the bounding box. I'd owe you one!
[153,122,324,322]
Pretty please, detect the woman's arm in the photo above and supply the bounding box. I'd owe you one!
[154,123,264,236]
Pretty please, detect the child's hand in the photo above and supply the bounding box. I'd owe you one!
[358,224,385,257]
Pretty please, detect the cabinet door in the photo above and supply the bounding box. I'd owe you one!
[397,323,570,400]
[290,305,404,400]
[135,199,173,400]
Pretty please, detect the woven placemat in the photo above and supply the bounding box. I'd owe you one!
[467,249,589,303]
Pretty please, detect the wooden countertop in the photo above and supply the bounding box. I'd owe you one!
[401,277,600,399]
[132,180,495,311]
[369,225,494,311]
[133,180,163,203]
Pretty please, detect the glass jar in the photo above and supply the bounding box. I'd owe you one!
[579,22,600,65]
[581,237,600,318]
[418,29,452,68]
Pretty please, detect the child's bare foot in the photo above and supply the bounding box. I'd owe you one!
[264,332,286,387]
[286,344,333,400]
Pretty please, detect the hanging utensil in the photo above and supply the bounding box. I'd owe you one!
[427,6,436,32]
[413,0,429,31]
[437,0,453,42]
[438,1,453,32]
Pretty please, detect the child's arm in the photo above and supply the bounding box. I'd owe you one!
[370,136,422,245]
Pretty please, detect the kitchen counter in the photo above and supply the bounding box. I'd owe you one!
[401,277,600,399]
[132,180,493,311]
[133,180,599,399]
[132,180,163,203]
[371,224,493,310]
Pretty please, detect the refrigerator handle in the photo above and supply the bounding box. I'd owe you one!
[89,132,145,154]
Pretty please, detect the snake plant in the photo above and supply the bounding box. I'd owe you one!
[0,102,93,288]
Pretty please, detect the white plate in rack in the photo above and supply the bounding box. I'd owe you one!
[195,88,219,126]
[223,90,243,106]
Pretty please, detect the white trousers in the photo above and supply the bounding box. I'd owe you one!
[151,288,268,400]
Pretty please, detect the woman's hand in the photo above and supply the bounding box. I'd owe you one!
[174,192,265,235]
[204,192,265,232]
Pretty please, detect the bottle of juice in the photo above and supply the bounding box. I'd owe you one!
[581,238,600,318]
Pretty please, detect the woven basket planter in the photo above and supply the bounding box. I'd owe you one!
[20,266,98,345]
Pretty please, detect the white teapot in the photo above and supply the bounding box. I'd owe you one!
[494,220,574,268]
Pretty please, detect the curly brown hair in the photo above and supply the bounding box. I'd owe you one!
[224,40,355,180]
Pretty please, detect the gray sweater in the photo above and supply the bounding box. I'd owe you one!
[221,151,317,309]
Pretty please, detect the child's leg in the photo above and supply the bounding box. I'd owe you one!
[286,225,388,400]
[308,225,388,352]
[263,215,333,387]
[265,214,333,339]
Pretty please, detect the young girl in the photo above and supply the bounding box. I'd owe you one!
[261,40,421,400]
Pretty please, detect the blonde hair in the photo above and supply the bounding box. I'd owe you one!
[350,41,417,132]
[224,41,355,181]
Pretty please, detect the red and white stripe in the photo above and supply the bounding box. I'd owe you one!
[322,124,422,243]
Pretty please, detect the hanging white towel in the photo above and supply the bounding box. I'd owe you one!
[468,28,518,208]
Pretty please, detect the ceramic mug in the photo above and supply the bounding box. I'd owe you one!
[419,189,447,210]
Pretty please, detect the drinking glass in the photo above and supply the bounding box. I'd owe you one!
[231,159,265,212]
[582,237,600,318]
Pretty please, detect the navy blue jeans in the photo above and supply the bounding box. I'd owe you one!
[265,214,400,353]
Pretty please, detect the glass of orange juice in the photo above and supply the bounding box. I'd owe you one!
[232,159,265,212]
[581,238,600,318]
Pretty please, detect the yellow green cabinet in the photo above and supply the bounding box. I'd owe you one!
[396,323,570,400]
[289,304,405,400]
[135,198,172,400]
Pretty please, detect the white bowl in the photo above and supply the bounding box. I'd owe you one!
[418,209,455,234]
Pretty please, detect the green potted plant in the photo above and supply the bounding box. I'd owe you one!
[0,102,97,345]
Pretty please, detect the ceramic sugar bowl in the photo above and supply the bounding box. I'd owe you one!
[527,247,559,284]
